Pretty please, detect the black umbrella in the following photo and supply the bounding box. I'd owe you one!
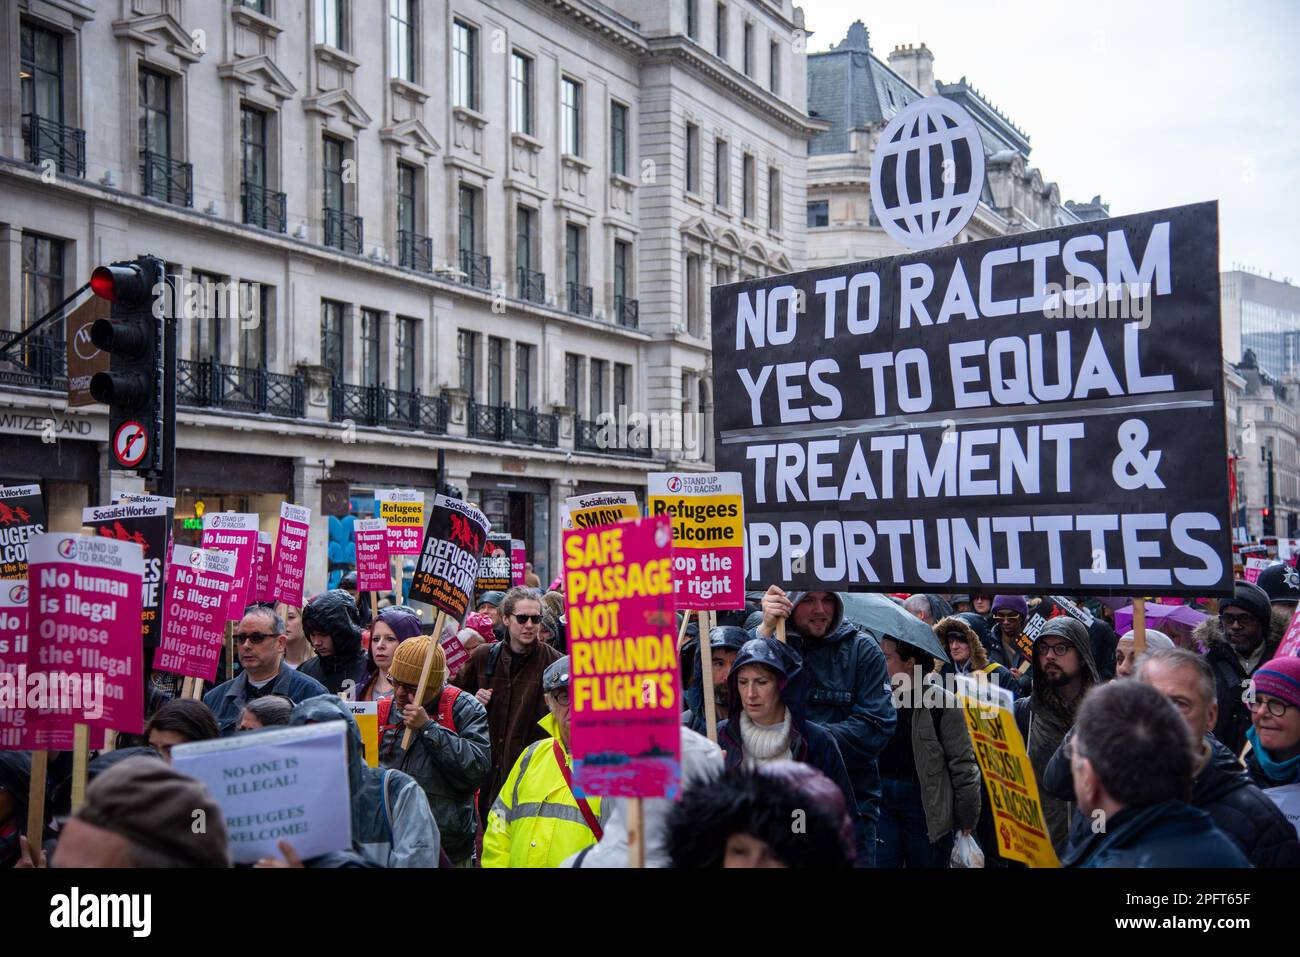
[838,592,950,664]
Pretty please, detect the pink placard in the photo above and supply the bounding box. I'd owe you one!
[0,578,72,750]
[201,513,260,620]
[375,489,425,555]
[28,533,145,737]
[155,545,238,682]
[355,519,392,592]
[511,540,526,586]
[272,503,311,607]
[254,532,274,603]
[564,515,680,798]
[1245,558,1270,585]
[441,633,469,677]
[1279,606,1300,658]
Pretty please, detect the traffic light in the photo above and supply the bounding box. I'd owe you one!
[89,256,164,474]
[1263,507,1276,537]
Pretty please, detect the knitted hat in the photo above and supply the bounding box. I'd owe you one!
[991,595,1028,618]
[1221,580,1272,630]
[462,612,497,643]
[76,756,230,867]
[389,635,447,705]
[1253,656,1300,710]
[1119,628,1174,651]
[375,605,423,642]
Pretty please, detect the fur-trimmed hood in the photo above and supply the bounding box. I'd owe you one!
[1194,606,1289,659]
[934,615,989,670]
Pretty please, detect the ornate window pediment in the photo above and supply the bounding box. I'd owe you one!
[380,118,440,158]
[303,88,373,131]
[680,216,717,245]
[218,54,297,105]
[113,8,202,66]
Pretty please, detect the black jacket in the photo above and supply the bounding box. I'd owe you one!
[1194,609,1287,756]
[299,589,369,695]
[379,687,491,864]
[1064,800,1252,868]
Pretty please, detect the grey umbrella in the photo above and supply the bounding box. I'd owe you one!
[837,592,951,664]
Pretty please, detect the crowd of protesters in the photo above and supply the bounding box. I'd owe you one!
[4,568,1300,870]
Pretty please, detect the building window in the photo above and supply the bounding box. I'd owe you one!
[742,153,755,219]
[807,200,829,228]
[21,233,65,341]
[566,224,585,287]
[240,106,268,194]
[487,336,505,406]
[686,0,698,40]
[716,264,731,286]
[314,0,344,49]
[240,284,269,370]
[321,299,345,381]
[565,354,581,409]
[361,309,382,388]
[458,184,478,256]
[686,254,702,336]
[715,3,727,59]
[768,167,781,231]
[241,0,267,12]
[510,51,533,135]
[389,0,415,81]
[614,240,631,303]
[458,329,478,396]
[189,271,224,364]
[562,77,583,156]
[323,135,346,213]
[139,68,172,162]
[743,23,754,76]
[769,39,780,92]
[397,317,417,393]
[515,343,533,409]
[516,205,538,289]
[397,162,418,236]
[614,363,630,411]
[452,19,478,110]
[610,101,629,177]
[20,21,63,139]
[590,358,607,420]
[685,122,700,194]
[714,138,728,208]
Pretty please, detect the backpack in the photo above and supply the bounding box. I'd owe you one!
[378,685,462,735]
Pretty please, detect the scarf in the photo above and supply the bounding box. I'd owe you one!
[1247,726,1300,784]
[739,709,793,768]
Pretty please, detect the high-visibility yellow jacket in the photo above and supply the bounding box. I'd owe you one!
[482,713,602,868]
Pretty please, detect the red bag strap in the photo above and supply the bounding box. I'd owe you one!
[435,685,460,732]
[553,739,603,841]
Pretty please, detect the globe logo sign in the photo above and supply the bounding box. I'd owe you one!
[870,96,985,251]
[667,476,683,493]
[57,537,77,559]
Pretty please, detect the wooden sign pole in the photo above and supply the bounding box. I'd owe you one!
[1133,597,1147,659]
[181,676,194,699]
[775,619,787,643]
[676,609,693,653]
[401,610,448,749]
[70,723,89,813]
[26,750,47,858]
[191,678,205,700]
[225,620,235,681]
[700,609,719,743]
[626,796,645,868]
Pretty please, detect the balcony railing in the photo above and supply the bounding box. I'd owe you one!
[467,401,558,446]
[140,149,193,207]
[242,181,287,233]
[398,229,434,273]
[23,114,85,178]
[0,331,66,391]
[575,417,655,458]
[567,282,593,317]
[324,208,364,254]
[177,359,304,418]
[459,249,491,290]
[329,382,449,435]
[516,267,546,305]
[614,295,639,329]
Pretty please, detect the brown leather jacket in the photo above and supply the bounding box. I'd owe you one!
[452,637,563,819]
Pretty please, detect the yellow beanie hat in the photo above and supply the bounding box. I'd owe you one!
[389,635,446,706]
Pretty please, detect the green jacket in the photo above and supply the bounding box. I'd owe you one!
[911,688,983,844]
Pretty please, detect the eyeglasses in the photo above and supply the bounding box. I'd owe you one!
[390,679,418,695]
[513,614,543,625]
[992,612,1021,621]
[235,632,277,645]
[1249,697,1293,718]
[1039,642,1074,658]
[1219,613,1255,628]
[551,690,570,707]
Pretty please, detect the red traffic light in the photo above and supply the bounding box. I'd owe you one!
[90,263,153,307]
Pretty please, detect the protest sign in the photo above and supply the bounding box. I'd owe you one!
[564,515,680,798]
[354,519,392,592]
[1244,557,1270,585]
[441,631,469,677]
[253,532,274,603]
[511,539,526,586]
[346,700,380,768]
[201,513,260,620]
[565,491,641,531]
[1277,608,1300,658]
[476,532,513,595]
[0,579,72,750]
[1266,783,1300,839]
[1048,595,1094,627]
[155,545,237,682]
[0,484,46,580]
[711,202,1231,597]
[172,722,352,864]
[82,502,169,648]
[28,533,145,737]
[408,495,490,620]
[647,472,746,610]
[955,676,1059,867]
[272,503,312,607]
[375,489,425,555]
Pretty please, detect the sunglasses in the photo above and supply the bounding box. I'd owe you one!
[513,614,543,625]
[235,632,277,645]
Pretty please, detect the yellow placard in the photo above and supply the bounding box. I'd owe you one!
[565,491,641,530]
[954,678,1059,868]
[346,699,380,768]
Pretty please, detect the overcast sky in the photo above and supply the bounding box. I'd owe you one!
[801,0,1300,282]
